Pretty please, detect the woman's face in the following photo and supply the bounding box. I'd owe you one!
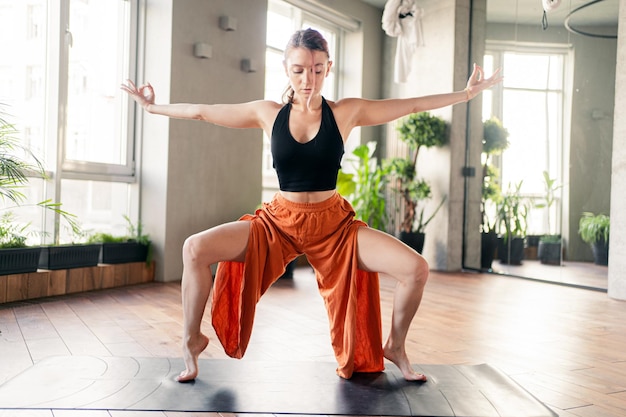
[284,47,332,101]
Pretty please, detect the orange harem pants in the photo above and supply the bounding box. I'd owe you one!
[211,192,385,379]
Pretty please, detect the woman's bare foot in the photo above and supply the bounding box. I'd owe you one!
[384,344,427,382]
[176,333,210,382]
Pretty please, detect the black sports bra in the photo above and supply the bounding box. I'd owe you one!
[271,98,344,192]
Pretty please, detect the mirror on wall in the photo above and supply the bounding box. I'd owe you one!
[475,0,618,290]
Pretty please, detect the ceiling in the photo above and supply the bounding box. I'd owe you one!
[360,0,619,27]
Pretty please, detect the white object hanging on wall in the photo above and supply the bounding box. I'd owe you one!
[542,0,561,12]
[382,0,424,83]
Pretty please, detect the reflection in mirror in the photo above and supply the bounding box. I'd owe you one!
[477,0,618,290]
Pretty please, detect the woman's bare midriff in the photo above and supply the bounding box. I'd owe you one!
[279,189,336,203]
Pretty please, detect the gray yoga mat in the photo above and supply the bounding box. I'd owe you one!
[0,356,557,416]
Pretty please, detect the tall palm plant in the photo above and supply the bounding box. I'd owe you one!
[0,112,46,205]
[0,107,79,243]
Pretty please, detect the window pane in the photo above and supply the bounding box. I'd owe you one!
[547,55,564,90]
[482,54,494,120]
[0,1,48,159]
[267,2,296,50]
[503,53,552,90]
[0,178,47,246]
[59,179,130,243]
[265,49,287,102]
[501,89,549,194]
[65,0,130,165]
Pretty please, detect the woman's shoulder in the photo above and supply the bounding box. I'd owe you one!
[325,97,362,107]
[250,99,283,119]
[251,99,283,110]
[325,97,367,119]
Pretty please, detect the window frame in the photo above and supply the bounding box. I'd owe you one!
[59,0,139,182]
[0,0,140,244]
[484,41,573,235]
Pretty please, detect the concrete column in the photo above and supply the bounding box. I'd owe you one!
[608,0,626,300]
[140,0,266,282]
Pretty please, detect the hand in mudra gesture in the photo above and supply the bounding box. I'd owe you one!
[465,64,503,99]
[121,79,155,109]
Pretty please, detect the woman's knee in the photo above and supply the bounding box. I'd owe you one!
[182,222,250,266]
[182,233,208,265]
[406,252,429,286]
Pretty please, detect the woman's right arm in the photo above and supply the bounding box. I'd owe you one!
[120,80,279,130]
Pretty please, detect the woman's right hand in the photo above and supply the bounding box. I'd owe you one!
[120,79,155,109]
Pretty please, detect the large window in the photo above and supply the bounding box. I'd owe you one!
[262,0,343,199]
[0,0,138,244]
[483,44,570,236]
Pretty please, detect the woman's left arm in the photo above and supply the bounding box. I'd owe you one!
[345,64,502,127]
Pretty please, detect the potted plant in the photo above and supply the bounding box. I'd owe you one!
[337,141,390,231]
[387,112,448,253]
[480,116,509,269]
[0,212,41,274]
[87,215,151,264]
[535,171,563,265]
[38,225,101,270]
[578,212,609,265]
[496,181,529,265]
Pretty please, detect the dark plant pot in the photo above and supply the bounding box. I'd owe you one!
[591,238,609,266]
[0,247,42,275]
[524,234,541,260]
[497,236,525,265]
[280,258,297,279]
[100,242,149,264]
[39,244,101,270]
[480,232,498,270]
[526,235,541,248]
[400,231,425,254]
[538,241,561,266]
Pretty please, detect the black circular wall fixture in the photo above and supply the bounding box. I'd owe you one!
[564,0,618,39]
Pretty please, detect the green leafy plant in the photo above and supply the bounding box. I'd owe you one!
[388,112,447,234]
[535,170,562,241]
[496,181,529,243]
[87,215,150,244]
[578,212,609,244]
[1,106,80,243]
[0,212,30,248]
[481,116,509,233]
[337,142,389,230]
[1,109,44,204]
[86,215,152,263]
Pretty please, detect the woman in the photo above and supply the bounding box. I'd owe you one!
[121,28,501,383]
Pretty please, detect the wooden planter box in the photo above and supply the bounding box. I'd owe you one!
[100,242,149,264]
[38,244,102,270]
[0,247,43,275]
[0,261,155,304]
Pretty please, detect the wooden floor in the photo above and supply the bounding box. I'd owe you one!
[490,260,608,291]
[1,266,625,417]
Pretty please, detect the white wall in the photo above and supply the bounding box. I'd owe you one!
[608,0,626,300]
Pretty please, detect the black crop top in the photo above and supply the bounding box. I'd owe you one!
[271,97,344,192]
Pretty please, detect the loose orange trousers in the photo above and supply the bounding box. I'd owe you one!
[211,192,384,379]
